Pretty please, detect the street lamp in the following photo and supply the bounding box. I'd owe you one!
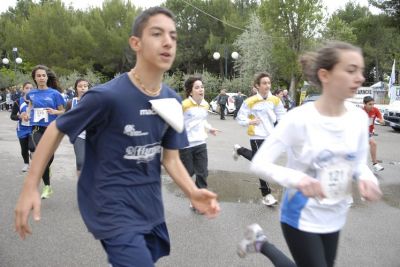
[213,49,239,79]
[2,57,9,65]
[1,47,22,73]
[12,47,22,73]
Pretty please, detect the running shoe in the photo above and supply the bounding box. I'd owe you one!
[373,163,384,172]
[21,164,29,172]
[41,185,53,199]
[262,194,278,206]
[237,223,268,258]
[233,144,241,161]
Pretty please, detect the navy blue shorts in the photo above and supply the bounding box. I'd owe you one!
[101,223,170,267]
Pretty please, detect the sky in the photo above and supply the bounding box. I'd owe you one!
[0,0,380,14]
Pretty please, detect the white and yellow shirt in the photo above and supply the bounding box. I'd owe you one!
[182,97,212,148]
[237,93,286,139]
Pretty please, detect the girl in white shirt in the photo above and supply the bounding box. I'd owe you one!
[237,41,382,267]
[179,76,219,212]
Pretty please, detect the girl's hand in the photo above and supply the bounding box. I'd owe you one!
[20,112,29,121]
[297,176,326,199]
[45,108,56,115]
[358,180,382,201]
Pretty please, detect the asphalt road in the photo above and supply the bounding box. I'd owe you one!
[1,110,399,267]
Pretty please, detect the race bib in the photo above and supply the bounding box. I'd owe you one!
[33,108,49,123]
[318,162,352,205]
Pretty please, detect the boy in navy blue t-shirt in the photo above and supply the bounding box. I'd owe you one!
[15,7,220,266]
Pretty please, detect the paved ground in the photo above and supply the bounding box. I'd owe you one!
[0,110,399,267]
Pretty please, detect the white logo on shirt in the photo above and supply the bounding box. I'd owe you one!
[140,109,156,115]
[123,143,161,163]
[123,124,148,136]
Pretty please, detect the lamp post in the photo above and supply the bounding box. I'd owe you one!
[12,47,23,74]
[213,49,239,79]
[1,47,23,74]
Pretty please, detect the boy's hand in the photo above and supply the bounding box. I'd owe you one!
[14,187,41,240]
[190,189,220,218]
[209,128,221,136]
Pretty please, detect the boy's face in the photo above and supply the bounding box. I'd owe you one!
[364,100,374,111]
[131,14,177,71]
[256,76,271,97]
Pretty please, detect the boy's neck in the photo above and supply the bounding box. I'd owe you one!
[129,65,164,96]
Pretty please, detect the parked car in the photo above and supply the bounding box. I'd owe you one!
[301,93,320,104]
[383,100,400,132]
[209,93,247,115]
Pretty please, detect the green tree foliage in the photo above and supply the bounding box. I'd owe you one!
[258,0,323,95]
[233,14,273,90]
[322,16,357,43]
[370,0,400,25]
[330,2,400,84]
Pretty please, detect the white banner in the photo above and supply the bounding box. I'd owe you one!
[388,60,396,103]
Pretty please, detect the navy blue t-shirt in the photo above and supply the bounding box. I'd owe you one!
[56,73,188,239]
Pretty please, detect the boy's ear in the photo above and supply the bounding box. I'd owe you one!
[129,36,141,52]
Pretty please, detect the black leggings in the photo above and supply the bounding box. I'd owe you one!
[282,223,339,267]
[29,127,54,186]
[260,223,340,267]
[236,139,272,196]
[19,137,30,164]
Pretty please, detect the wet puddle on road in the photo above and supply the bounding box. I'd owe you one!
[162,170,283,204]
[163,170,400,209]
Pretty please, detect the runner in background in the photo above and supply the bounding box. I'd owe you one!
[65,78,90,177]
[10,82,34,172]
[235,72,286,206]
[362,96,384,172]
[26,65,65,199]
[180,76,219,213]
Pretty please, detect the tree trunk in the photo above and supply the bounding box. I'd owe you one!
[289,73,297,99]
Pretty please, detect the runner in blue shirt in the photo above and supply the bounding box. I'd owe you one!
[26,65,65,199]
[10,82,34,172]
[15,7,220,267]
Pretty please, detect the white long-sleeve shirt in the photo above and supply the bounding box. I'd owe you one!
[237,93,286,139]
[182,97,212,148]
[251,102,378,233]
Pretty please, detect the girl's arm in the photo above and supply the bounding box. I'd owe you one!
[46,105,65,116]
[251,137,306,188]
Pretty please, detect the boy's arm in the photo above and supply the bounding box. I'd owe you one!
[162,148,220,218]
[15,121,65,239]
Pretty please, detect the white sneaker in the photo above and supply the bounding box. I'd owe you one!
[262,194,278,206]
[373,163,384,172]
[237,223,267,258]
[21,164,29,172]
[233,144,241,161]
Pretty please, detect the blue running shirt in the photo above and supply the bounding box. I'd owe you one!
[56,73,188,239]
[26,88,65,127]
